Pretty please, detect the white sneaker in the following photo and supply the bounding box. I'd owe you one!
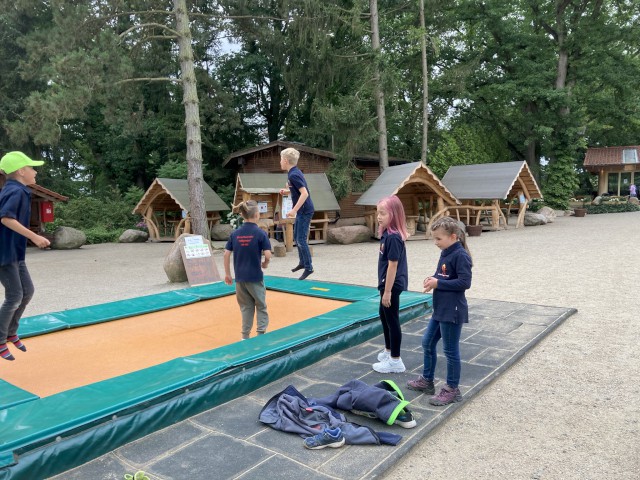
[372,357,406,373]
[377,349,391,362]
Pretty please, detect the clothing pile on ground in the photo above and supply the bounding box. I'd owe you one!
[259,379,416,450]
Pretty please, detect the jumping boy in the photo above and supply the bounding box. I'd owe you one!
[0,151,51,360]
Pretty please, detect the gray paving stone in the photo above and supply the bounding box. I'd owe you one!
[147,434,270,479]
[117,421,207,465]
[468,346,514,367]
[48,454,130,480]
[476,317,523,334]
[249,375,313,404]
[236,454,336,479]
[191,396,267,439]
[298,357,371,384]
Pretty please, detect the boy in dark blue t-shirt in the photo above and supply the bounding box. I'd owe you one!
[224,200,272,339]
[0,151,51,361]
[279,147,315,280]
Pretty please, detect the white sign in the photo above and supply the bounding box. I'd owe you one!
[281,195,293,218]
[184,235,203,246]
[258,201,268,213]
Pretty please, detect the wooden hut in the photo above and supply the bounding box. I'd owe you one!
[133,178,229,242]
[355,162,459,238]
[441,161,542,229]
[0,173,68,236]
[583,146,640,196]
[224,140,406,220]
[233,172,340,250]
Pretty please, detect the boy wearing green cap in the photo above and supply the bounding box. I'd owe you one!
[0,151,51,361]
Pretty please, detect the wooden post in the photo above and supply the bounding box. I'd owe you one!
[284,219,294,252]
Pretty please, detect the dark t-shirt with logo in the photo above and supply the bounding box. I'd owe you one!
[377,230,408,293]
[225,222,271,282]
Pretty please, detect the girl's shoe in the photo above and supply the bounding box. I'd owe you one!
[429,386,462,406]
[377,349,390,362]
[406,376,435,394]
[372,357,406,373]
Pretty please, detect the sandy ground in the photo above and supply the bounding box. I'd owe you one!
[17,212,640,479]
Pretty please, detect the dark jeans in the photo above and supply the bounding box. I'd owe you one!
[294,212,313,270]
[0,261,35,343]
[421,317,463,388]
[379,290,402,358]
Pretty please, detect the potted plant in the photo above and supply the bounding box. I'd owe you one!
[571,197,589,217]
[465,223,483,236]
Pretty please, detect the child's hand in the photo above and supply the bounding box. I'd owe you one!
[33,235,50,249]
[423,276,437,293]
[381,291,392,307]
[261,260,269,269]
[224,275,233,285]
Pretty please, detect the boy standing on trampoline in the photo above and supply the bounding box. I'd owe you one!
[0,152,51,361]
[224,200,272,339]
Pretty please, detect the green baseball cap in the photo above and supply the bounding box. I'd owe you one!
[0,151,45,174]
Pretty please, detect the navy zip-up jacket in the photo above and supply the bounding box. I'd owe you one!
[432,241,472,324]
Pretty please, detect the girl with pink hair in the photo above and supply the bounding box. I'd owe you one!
[372,195,409,373]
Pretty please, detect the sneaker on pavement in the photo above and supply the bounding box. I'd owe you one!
[394,409,417,429]
[406,375,435,394]
[372,357,406,373]
[377,349,391,362]
[429,386,462,406]
[303,427,346,450]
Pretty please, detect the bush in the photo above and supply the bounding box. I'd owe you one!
[83,226,123,244]
[586,203,640,214]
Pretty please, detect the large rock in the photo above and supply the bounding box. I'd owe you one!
[51,226,86,249]
[524,212,548,226]
[327,225,372,245]
[537,206,557,223]
[118,229,149,243]
[629,196,639,205]
[211,223,233,241]
[331,217,366,228]
[163,233,217,283]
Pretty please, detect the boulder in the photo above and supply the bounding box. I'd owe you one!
[593,196,602,206]
[331,217,366,228]
[211,223,233,241]
[163,233,216,283]
[50,226,86,249]
[629,196,639,205]
[537,206,557,223]
[327,225,372,245]
[524,212,548,226]
[118,229,149,243]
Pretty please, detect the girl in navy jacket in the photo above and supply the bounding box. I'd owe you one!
[407,217,472,406]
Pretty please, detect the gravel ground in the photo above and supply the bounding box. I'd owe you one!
[21,212,640,479]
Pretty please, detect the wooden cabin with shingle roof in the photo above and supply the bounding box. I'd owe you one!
[441,161,542,229]
[133,178,229,242]
[224,140,406,220]
[583,146,640,196]
[355,162,459,238]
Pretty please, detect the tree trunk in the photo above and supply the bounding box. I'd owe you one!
[419,0,428,164]
[370,0,389,171]
[173,0,209,239]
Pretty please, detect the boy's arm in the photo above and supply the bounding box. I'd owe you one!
[1,217,50,248]
[223,249,233,285]
[287,186,309,218]
[262,249,272,269]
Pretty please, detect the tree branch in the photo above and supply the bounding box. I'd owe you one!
[119,23,181,39]
[115,77,182,85]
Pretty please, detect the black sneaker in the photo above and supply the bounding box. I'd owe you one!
[298,269,314,280]
[291,264,304,272]
[394,409,417,429]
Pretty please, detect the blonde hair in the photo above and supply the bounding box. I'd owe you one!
[237,200,259,220]
[281,147,300,165]
[431,216,472,262]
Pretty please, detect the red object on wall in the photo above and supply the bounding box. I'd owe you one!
[40,201,54,222]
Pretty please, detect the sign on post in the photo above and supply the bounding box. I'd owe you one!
[179,235,222,286]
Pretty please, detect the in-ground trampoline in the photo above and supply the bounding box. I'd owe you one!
[0,276,431,480]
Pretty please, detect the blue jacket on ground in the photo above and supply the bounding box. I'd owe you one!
[432,241,472,324]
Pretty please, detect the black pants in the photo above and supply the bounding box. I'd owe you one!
[379,290,402,358]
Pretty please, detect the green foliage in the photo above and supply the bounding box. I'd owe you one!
[124,471,150,480]
[156,160,188,179]
[586,203,640,214]
[83,226,121,244]
[326,154,367,202]
[215,183,236,209]
[541,157,580,210]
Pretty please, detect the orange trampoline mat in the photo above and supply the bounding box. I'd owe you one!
[2,291,349,398]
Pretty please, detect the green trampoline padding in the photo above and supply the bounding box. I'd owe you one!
[0,277,432,479]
